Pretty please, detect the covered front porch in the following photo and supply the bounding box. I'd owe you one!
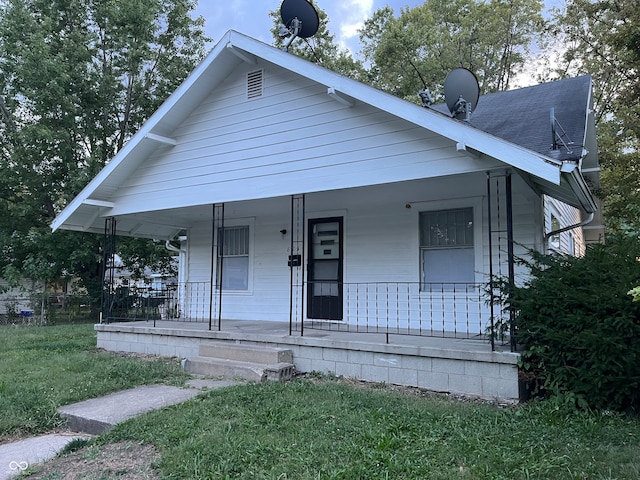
[100,173,520,353]
[95,318,520,402]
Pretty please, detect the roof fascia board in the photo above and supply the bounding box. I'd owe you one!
[227,31,562,185]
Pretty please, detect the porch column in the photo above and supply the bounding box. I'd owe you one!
[486,173,495,351]
[209,203,225,331]
[289,194,305,335]
[505,172,516,352]
[101,217,117,324]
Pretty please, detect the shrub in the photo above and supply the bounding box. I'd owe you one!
[508,235,640,411]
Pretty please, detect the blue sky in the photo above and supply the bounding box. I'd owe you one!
[193,0,563,60]
[193,0,564,89]
[193,1,426,57]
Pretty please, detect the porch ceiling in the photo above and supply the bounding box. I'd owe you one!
[66,195,291,239]
[57,204,210,239]
[60,164,596,240]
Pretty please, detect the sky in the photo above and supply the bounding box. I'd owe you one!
[192,0,563,88]
[193,1,426,57]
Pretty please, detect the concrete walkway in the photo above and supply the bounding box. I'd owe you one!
[0,379,239,480]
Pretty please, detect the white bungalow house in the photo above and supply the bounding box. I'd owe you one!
[51,31,600,401]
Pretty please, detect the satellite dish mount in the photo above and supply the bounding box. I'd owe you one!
[443,68,480,122]
[278,0,320,52]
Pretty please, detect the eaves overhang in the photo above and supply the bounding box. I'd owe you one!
[52,30,587,235]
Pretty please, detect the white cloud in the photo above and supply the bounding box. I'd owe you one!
[333,0,373,48]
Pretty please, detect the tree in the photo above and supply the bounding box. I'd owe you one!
[0,0,208,307]
[269,1,365,80]
[545,0,640,235]
[358,0,546,102]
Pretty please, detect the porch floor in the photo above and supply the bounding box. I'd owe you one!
[99,318,513,354]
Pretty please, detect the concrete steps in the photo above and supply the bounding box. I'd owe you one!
[183,342,295,382]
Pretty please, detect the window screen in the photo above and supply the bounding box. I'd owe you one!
[420,208,474,285]
[218,226,249,290]
[420,208,474,248]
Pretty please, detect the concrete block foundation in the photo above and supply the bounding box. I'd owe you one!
[95,321,520,402]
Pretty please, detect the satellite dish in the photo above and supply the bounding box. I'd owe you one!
[279,0,319,51]
[443,68,480,121]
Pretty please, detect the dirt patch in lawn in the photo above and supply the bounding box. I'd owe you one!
[23,441,160,480]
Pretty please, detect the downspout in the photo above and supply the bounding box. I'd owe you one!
[544,211,595,243]
[165,240,180,253]
[544,160,597,242]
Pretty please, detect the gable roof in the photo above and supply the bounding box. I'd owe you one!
[445,75,599,187]
[437,75,600,213]
[51,30,598,239]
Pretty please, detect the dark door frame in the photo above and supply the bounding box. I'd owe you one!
[307,216,344,320]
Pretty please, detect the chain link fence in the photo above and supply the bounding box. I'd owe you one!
[0,293,95,325]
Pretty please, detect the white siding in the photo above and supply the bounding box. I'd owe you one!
[183,173,542,328]
[108,63,501,216]
[484,174,543,287]
[544,196,586,256]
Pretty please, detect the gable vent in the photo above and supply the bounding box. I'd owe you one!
[247,70,263,99]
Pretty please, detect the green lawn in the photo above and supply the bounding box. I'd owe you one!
[103,379,640,479]
[0,323,188,441]
[2,324,640,479]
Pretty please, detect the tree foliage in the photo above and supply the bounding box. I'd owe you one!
[357,0,546,102]
[0,0,208,302]
[546,0,640,235]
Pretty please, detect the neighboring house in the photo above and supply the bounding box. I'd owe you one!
[110,256,179,291]
[50,31,600,401]
[0,278,41,317]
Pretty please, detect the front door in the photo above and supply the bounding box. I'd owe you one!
[307,217,343,320]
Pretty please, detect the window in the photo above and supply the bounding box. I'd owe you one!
[568,233,575,256]
[549,214,561,250]
[420,208,474,285]
[217,225,249,290]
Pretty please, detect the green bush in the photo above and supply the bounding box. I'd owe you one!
[508,235,640,411]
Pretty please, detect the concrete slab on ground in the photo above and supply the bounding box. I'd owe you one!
[58,379,239,435]
[0,378,240,479]
[0,433,90,480]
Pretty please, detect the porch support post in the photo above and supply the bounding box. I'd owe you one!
[209,205,215,331]
[218,204,225,331]
[300,195,306,337]
[289,194,305,336]
[505,171,516,352]
[101,217,117,324]
[209,203,225,331]
[289,196,294,335]
[486,173,495,352]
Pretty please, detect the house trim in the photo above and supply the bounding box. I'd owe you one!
[51,31,594,237]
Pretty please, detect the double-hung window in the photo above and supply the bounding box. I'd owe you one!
[217,225,250,290]
[420,208,474,287]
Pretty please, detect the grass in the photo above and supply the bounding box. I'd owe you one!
[98,379,640,479]
[0,323,188,441]
[3,324,640,479]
